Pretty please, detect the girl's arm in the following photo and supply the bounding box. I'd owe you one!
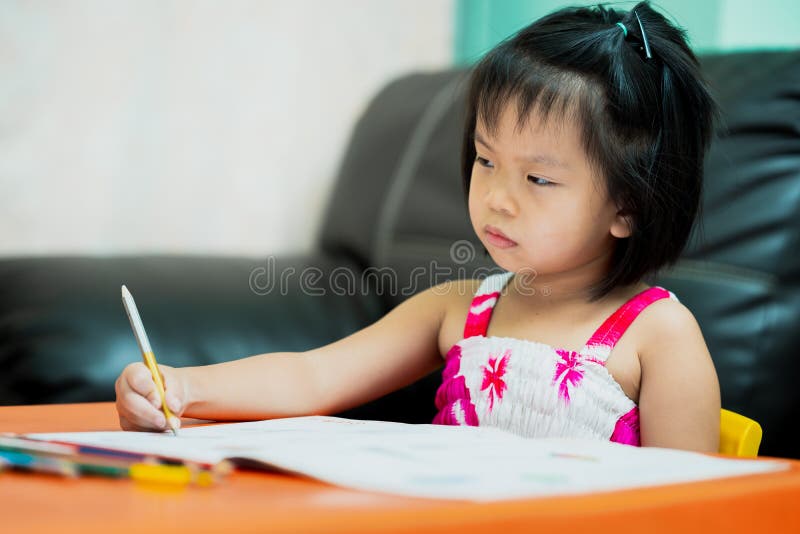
[637,300,721,452]
[176,282,450,422]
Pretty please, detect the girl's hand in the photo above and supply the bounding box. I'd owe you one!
[115,362,187,432]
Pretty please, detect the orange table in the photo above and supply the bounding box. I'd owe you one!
[1,403,798,533]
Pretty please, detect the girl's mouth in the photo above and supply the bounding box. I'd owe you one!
[484,225,518,248]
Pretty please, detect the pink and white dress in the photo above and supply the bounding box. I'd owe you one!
[432,271,676,446]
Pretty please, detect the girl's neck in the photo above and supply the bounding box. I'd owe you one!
[508,269,650,315]
[508,254,626,309]
[510,254,611,308]
[512,273,597,307]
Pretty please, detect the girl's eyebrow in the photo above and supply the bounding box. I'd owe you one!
[474,131,568,169]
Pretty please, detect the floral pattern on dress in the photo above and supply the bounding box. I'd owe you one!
[552,349,604,404]
[481,349,511,413]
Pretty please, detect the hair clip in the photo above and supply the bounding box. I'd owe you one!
[634,10,652,59]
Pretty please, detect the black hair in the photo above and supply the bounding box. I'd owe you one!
[461,1,718,300]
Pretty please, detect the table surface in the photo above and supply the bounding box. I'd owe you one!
[1,402,798,534]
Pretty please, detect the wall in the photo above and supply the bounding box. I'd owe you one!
[0,0,453,256]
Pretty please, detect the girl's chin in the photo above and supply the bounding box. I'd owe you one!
[483,252,519,272]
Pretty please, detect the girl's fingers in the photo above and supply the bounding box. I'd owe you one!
[124,363,162,408]
[118,389,167,431]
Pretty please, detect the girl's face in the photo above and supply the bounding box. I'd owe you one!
[468,101,630,290]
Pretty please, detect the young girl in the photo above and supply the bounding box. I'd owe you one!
[115,2,721,451]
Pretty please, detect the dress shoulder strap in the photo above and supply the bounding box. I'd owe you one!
[582,286,676,360]
[462,272,515,338]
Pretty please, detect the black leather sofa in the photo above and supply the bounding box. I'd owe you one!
[1,50,798,459]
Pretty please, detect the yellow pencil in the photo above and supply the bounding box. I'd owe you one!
[121,285,180,436]
[129,463,193,485]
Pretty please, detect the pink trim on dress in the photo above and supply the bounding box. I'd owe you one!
[610,407,641,446]
[433,345,478,426]
[463,291,501,338]
[584,287,672,353]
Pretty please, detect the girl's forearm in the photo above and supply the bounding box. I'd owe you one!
[177,352,322,421]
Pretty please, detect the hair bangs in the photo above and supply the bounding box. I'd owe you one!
[469,47,611,182]
[472,52,587,140]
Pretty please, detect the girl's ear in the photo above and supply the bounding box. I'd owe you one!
[610,210,633,239]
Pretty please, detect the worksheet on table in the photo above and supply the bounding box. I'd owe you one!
[28,416,789,501]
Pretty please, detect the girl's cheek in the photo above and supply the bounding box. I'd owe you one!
[467,189,481,214]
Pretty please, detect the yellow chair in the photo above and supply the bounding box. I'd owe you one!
[719,408,762,457]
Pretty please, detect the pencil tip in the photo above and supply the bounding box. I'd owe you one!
[168,417,181,436]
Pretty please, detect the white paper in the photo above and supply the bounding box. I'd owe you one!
[28,416,789,501]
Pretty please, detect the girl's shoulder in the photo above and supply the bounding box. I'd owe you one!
[633,291,701,340]
[428,278,483,303]
[625,291,711,368]
[433,278,484,325]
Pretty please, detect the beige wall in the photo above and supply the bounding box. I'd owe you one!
[0,0,453,256]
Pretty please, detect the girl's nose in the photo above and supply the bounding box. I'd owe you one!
[485,182,517,216]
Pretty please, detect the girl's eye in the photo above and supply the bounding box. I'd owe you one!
[528,175,554,186]
[475,156,494,168]
[474,155,553,186]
